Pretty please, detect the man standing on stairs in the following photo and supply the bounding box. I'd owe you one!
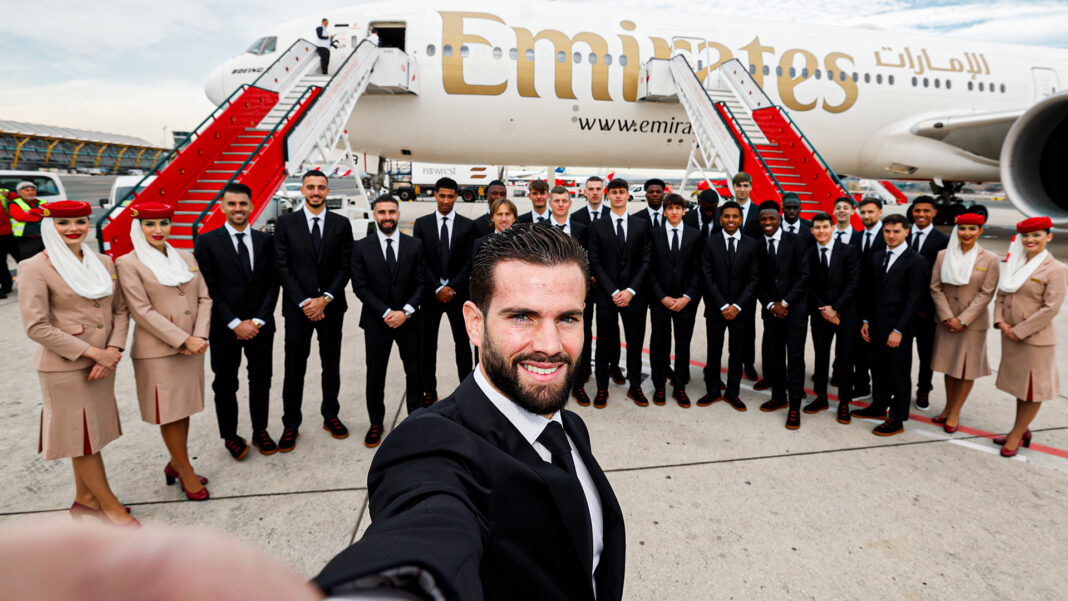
[315,18,334,75]
[274,170,353,452]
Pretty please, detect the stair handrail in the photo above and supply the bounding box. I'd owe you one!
[713,101,787,196]
[249,38,320,94]
[285,40,379,172]
[94,83,251,247]
[666,55,741,175]
[766,106,850,194]
[714,58,774,114]
[190,85,321,241]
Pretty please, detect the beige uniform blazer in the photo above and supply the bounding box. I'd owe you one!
[930,248,1000,329]
[18,251,129,371]
[116,250,211,359]
[994,254,1068,346]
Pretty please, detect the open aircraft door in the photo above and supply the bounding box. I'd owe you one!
[1032,67,1059,99]
[671,37,710,77]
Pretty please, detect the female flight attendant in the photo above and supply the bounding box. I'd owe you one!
[992,216,1068,457]
[116,203,213,499]
[18,200,138,526]
[928,213,1000,433]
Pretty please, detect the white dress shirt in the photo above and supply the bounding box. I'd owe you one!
[474,367,604,593]
[645,206,664,228]
[833,226,851,244]
[862,221,882,252]
[816,238,835,265]
[911,223,934,251]
[550,215,571,234]
[223,222,266,330]
[738,200,752,227]
[530,207,550,223]
[586,204,603,221]
[783,219,803,235]
[376,229,416,319]
[719,230,743,312]
[608,210,636,297]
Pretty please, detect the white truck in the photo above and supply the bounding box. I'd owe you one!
[392,162,498,202]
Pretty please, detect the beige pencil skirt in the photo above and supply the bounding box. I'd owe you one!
[930,326,991,380]
[996,338,1059,402]
[133,354,205,425]
[37,368,122,460]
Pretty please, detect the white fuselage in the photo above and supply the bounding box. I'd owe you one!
[205,0,1068,182]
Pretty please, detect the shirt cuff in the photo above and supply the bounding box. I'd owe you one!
[300,297,314,307]
[720,304,730,311]
[434,285,444,294]
[324,292,335,301]
[611,289,621,296]
[227,318,241,330]
[683,294,691,300]
[732,304,741,311]
[403,304,416,314]
[625,288,636,296]
[382,308,391,319]
[892,329,901,335]
[252,318,265,327]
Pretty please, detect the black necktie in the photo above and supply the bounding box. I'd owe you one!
[701,221,709,238]
[835,231,844,244]
[883,250,892,273]
[235,232,252,277]
[864,231,872,253]
[538,215,546,223]
[820,246,829,271]
[385,237,397,276]
[439,216,450,278]
[788,224,796,233]
[727,236,736,266]
[616,218,626,252]
[653,213,661,229]
[671,228,680,262]
[556,224,566,232]
[912,231,923,251]
[591,209,599,221]
[767,239,777,263]
[536,421,593,563]
[310,217,322,256]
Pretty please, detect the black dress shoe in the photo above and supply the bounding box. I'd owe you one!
[836,402,852,424]
[250,430,277,455]
[593,389,609,409]
[652,388,666,406]
[323,417,350,439]
[752,378,772,391]
[421,392,437,408]
[803,396,829,414]
[873,419,904,436]
[743,365,759,381]
[609,366,626,385]
[224,436,249,461]
[696,392,722,407]
[364,424,384,448]
[573,388,591,407]
[914,390,930,411]
[278,427,299,452]
[673,388,691,408]
[628,388,648,407]
[760,398,788,412]
[785,410,801,430]
[851,405,887,420]
[724,396,747,412]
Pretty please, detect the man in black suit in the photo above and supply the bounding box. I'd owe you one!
[274,170,353,452]
[648,194,701,407]
[631,178,665,229]
[906,195,950,411]
[350,195,426,449]
[806,212,860,424]
[854,214,927,436]
[587,178,652,407]
[315,224,625,601]
[717,172,762,381]
[780,193,813,246]
[752,201,810,429]
[194,183,280,460]
[412,177,476,404]
[571,176,606,385]
[684,188,721,237]
[849,197,886,399]
[699,201,760,411]
[518,179,551,223]
[473,180,507,237]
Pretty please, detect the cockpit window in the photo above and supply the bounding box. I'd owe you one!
[245,36,278,55]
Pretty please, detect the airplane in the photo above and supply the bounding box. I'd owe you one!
[203,0,1068,223]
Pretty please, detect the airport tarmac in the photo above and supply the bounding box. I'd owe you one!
[1,191,1066,599]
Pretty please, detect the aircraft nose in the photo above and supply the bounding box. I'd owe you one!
[204,61,230,105]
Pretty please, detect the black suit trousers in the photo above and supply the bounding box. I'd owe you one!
[420,297,473,393]
[649,302,697,389]
[811,315,855,404]
[868,328,914,422]
[282,310,344,429]
[209,326,274,438]
[595,297,646,389]
[365,319,422,426]
[762,314,808,408]
[852,330,872,393]
[913,316,936,392]
[316,47,330,74]
[704,313,744,398]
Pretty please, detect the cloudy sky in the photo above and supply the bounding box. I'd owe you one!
[2,0,1066,145]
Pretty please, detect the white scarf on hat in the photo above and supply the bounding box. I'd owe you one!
[129,219,194,286]
[940,226,981,286]
[41,218,113,299]
[999,236,1048,294]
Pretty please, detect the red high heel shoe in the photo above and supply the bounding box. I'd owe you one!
[931,415,948,425]
[164,463,208,486]
[176,473,210,501]
[943,423,959,434]
[992,429,1032,447]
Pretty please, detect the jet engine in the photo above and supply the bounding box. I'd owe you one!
[1001,90,1068,225]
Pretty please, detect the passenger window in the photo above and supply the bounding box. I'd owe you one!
[876,73,882,84]
[443,44,453,57]
[460,45,469,57]
[558,51,566,63]
[1000,83,1006,93]
[749,64,756,75]
[509,48,518,60]
[934,79,940,88]
[619,55,627,66]
[979,82,985,91]
[426,44,436,56]
[826,69,833,80]
[604,54,613,65]
[923,77,929,88]
[525,49,534,61]
[776,66,783,76]
[492,47,502,59]
[802,68,809,78]
[945,79,952,89]
[911,76,917,87]
[588,53,597,64]
[968,81,974,91]
[763,65,770,76]
[815,69,822,80]
[573,52,581,63]
[888,75,895,85]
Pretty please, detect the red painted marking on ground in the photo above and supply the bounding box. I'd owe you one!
[596,337,1068,459]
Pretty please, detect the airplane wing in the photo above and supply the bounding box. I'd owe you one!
[910,109,1023,161]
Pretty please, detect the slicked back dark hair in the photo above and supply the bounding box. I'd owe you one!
[883,213,909,229]
[470,222,590,312]
[372,194,398,209]
[302,169,328,183]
